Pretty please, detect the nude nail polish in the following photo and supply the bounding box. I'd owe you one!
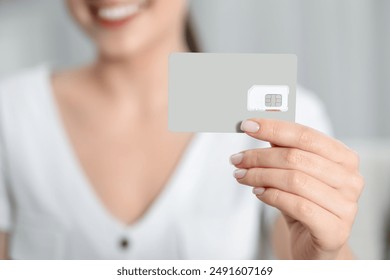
[233,169,247,179]
[240,120,260,133]
[230,153,244,165]
[252,187,265,195]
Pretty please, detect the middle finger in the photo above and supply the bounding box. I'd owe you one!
[233,147,353,190]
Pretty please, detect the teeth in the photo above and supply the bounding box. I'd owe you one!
[98,4,140,21]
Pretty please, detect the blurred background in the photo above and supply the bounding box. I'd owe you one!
[0,0,389,259]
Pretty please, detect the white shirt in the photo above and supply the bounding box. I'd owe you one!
[0,66,332,259]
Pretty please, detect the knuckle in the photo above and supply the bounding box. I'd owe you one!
[287,171,307,192]
[348,149,361,168]
[344,189,358,202]
[340,147,360,169]
[298,128,314,150]
[295,200,314,218]
[350,173,365,198]
[356,174,365,190]
[343,202,359,222]
[284,149,304,166]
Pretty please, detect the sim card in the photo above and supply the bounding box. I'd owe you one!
[169,53,297,133]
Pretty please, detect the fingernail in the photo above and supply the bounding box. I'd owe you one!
[230,153,244,165]
[252,187,265,196]
[233,169,247,179]
[241,120,260,133]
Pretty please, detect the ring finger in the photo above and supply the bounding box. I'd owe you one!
[235,168,355,220]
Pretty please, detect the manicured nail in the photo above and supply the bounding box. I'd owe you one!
[233,169,247,179]
[230,153,244,165]
[241,120,260,133]
[252,187,265,196]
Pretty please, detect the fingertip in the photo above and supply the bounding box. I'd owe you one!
[229,153,244,165]
[241,120,260,133]
[233,169,248,179]
[252,187,266,196]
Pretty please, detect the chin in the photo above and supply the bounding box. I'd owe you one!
[95,25,165,61]
[67,0,188,60]
[98,41,146,61]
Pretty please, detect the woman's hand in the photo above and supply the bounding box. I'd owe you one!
[230,119,364,260]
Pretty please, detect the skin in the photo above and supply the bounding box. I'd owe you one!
[232,119,364,259]
[0,0,364,259]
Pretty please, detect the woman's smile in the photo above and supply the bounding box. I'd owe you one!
[88,0,150,28]
[67,0,188,57]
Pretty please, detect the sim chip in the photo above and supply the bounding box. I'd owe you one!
[265,94,282,107]
[247,85,289,112]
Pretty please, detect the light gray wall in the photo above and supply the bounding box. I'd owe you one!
[1,0,389,138]
[0,0,95,73]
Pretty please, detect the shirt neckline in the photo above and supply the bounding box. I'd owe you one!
[39,65,201,233]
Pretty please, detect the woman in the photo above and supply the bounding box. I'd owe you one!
[0,0,363,259]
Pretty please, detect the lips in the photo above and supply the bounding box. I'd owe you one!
[89,0,149,28]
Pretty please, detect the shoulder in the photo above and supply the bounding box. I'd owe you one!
[0,65,53,142]
[296,85,333,135]
[0,65,52,129]
[0,65,49,89]
[0,65,50,104]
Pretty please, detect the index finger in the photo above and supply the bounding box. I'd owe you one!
[240,119,358,168]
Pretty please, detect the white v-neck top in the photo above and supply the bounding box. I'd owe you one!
[0,66,332,260]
